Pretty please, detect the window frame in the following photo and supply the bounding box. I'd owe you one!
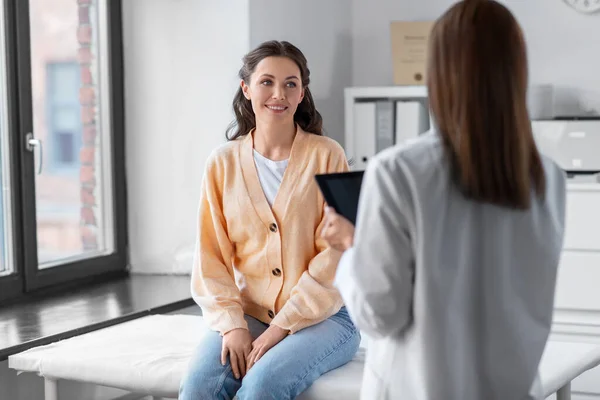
[0,0,128,303]
[0,0,26,302]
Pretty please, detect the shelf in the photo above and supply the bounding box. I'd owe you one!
[344,85,427,100]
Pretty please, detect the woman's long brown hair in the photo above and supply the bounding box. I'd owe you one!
[428,0,545,209]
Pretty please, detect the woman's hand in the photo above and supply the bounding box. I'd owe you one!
[246,324,288,371]
[321,206,355,252]
[222,328,253,379]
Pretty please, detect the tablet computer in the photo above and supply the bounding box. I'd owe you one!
[315,171,364,225]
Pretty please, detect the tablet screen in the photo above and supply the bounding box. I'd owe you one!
[315,171,364,225]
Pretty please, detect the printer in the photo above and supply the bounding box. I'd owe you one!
[531,119,600,177]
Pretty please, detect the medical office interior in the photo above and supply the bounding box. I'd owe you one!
[0,0,600,399]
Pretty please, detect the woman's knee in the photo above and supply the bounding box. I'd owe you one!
[236,370,285,400]
[179,332,232,400]
[179,370,212,400]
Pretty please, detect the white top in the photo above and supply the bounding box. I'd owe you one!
[334,130,567,400]
[253,149,288,206]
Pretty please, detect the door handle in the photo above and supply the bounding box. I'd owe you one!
[25,132,43,175]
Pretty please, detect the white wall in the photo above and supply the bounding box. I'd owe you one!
[351,0,600,116]
[124,0,250,274]
[249,0,352,145]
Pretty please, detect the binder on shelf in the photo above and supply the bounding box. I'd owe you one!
[395,101,429,146]
[352,102,376,170]
[375,101,395,153]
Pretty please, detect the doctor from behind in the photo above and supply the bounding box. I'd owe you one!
[322,0,567,399]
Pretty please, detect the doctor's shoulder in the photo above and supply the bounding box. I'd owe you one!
[372,130,442,172]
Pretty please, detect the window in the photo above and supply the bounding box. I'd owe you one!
[0,78,12,278]
[0,0,127,303]
[46,62,82,171]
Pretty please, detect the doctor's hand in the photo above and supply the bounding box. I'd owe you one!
[321,206,355,252]
[246,324,288,371]
[222,328,253,380]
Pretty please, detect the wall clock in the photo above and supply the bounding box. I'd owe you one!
[563,0,600,13]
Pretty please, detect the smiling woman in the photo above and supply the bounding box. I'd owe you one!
[179,40,360,400]
[226,40,323,141]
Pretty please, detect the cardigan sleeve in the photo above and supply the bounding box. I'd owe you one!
[191,154,248,336]
[271,146,349,333]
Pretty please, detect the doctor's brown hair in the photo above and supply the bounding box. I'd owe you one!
[427,0,545,209]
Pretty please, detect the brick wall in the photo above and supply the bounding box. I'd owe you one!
[77,0,98,252]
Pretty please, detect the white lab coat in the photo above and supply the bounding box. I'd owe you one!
[334,131,567,400]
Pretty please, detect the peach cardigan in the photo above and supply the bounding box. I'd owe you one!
[191,126,349,335]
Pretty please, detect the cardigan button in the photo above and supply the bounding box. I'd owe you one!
[269,223,278,233]
[268,310,275,318]
[272,268,282,277]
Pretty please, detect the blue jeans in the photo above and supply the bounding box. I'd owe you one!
[179,307,360,400]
